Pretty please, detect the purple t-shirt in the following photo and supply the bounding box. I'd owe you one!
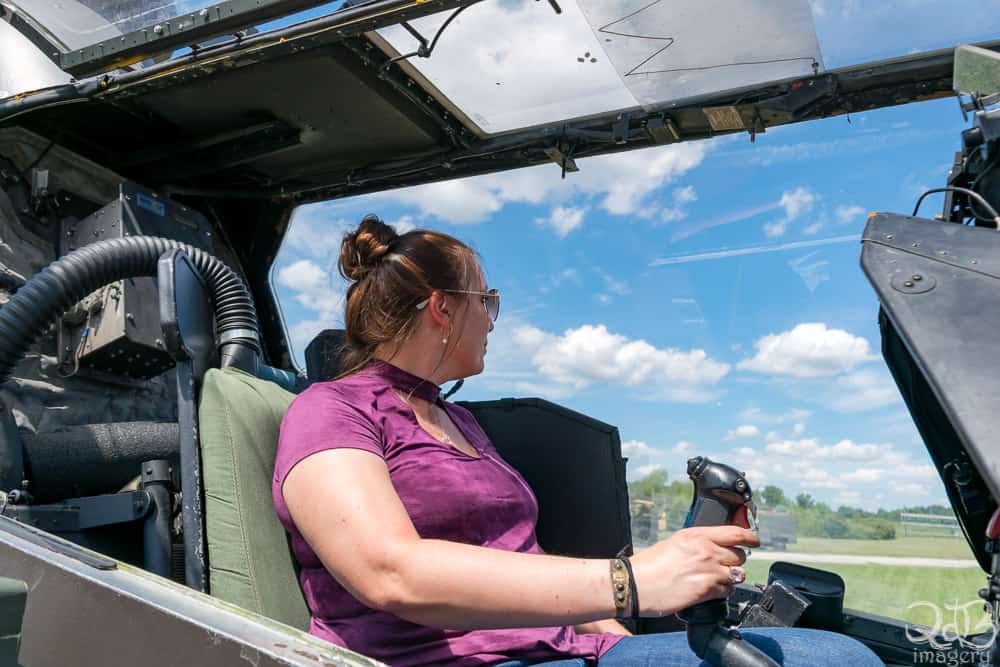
[272,360,624,667]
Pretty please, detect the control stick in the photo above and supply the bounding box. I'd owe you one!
[675,456,779,667]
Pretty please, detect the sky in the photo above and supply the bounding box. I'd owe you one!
[268,0,1000,513]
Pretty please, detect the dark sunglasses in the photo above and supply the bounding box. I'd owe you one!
[416,288,500,322]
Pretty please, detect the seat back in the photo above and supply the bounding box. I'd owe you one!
[198,367,309,630]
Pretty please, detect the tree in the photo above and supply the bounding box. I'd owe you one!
[795,493,815,509]
[760,485,788,508]
[629,468,669,499]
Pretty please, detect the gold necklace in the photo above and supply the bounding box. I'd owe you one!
[429,405,454,445]
[399,390,454,445]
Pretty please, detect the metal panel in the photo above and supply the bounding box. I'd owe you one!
[860,212,1000,569]
[0,516,384,667]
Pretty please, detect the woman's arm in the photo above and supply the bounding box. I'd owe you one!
[532,548,631,636]
[283,448,615,630]
[573,619,632,636]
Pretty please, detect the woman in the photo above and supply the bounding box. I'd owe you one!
[272,216,883,667]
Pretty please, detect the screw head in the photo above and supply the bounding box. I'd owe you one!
[903,280,914,288]
[912,275,923,281]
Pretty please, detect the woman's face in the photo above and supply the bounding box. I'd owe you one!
[448,267,494,378]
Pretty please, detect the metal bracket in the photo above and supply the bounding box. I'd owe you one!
[1,491,151,533]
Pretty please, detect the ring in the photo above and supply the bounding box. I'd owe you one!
[729,567,745,584]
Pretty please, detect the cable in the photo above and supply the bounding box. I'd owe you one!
[913,186,1000,228]
[381,3,475,73]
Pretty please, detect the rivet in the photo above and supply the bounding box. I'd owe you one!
[912,275,922,281]
[938,250,948,256]
[153,24,163,35]
[972,259,979,265]
[903,281,914,288]
[885,234,894,240]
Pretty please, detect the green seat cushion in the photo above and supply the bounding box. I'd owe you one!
[199,367,309,630]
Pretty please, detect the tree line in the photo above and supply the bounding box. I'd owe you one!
[628,469,956,541]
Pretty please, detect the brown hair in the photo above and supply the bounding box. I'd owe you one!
[336,215,480,378]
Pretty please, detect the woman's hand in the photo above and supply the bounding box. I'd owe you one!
[629,526,760,617]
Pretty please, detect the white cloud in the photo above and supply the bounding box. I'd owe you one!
[622,440,659,458]
[788,462,844,489]
[894,464,937,481]
[594,267,630,298]
[835,204,866,224]
[390,178,505,223]
[661,186,698,223]
[889,480,931,496]
[792,422,806,436]
[283,204,354,259]
[389,215,417,234]
[842,468,883,483]
[275,262,346,348]
[674,185,698,204]
[781,187,816,219]
[788,252,830,292]
[766,437,892,462]
[671,441,693,454]
[733,447,758,457]
[634,463,664,479]
[834,490,863,506]
[763,219,790,237]
[739,407,812,424]
[724,424,760,440]
[277,259,326,293]
[595,294,613,305]
[762,187,816,237]
[828,368,900,412]
[371,141,709,224]
[511,323,729,401]
[738,323,877,378]
[535,206,588,237]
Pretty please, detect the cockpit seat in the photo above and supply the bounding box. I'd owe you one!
[198,366,309,630]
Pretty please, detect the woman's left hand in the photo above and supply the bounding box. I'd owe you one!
[573,619,632,636]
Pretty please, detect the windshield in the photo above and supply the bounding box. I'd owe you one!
[273,93,989,651]
[376,0,1000,134]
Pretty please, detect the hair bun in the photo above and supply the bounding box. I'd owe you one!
[339,215,400,281]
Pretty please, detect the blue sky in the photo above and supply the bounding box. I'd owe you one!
[268,1,1000,513]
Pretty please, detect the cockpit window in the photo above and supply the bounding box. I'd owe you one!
[376,0,1000,135]
[273,91,988,641]
[8,0,188,50]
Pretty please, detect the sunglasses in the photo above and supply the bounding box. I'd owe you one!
[416,288,500,322]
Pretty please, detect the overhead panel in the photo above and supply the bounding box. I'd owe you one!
[575,0,822,109]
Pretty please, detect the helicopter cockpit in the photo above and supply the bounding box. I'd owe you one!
[1,1,1000,666]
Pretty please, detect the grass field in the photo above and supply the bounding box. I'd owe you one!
[655,532,978,560]
[742,560,988,628]
[650,531,989,627]
[782,535,976,560]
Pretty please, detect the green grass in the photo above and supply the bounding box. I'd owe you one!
[785,535,976,560]
[742,561,988,628]
[655,532,977,560]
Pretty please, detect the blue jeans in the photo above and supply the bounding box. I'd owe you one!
[493,628,884,666]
